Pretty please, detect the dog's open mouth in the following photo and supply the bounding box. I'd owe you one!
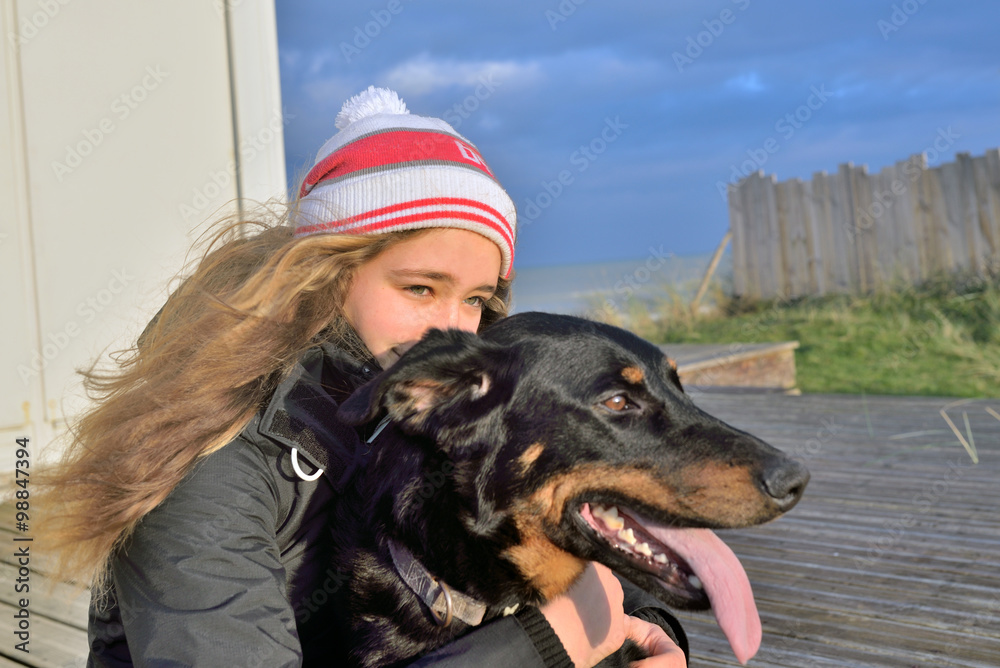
[579,502,705,600]
[578,502,762,665]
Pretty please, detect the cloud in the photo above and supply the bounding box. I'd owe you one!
[380,53,545,96]
[301,76,365,109]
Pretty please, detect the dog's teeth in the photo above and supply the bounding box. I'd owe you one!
[689,575,703,589]
[617,528,637,545]
[653,553,668,564]
[593,506,616,527]
[635,542,653,557]
[591,504,626,530]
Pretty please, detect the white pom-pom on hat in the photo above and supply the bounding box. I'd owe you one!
[334,86,409,129]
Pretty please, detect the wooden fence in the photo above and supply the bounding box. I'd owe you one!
[728,148,1000,299]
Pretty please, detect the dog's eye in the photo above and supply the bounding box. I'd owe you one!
[602,395,633,412]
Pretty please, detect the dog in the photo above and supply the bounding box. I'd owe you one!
[328,312,809,667]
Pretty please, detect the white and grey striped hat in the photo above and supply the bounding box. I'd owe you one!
[294,86,516,278]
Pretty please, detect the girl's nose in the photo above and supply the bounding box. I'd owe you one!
[435,301,479,333]
[424,301,461,332]
[444,302,462,329]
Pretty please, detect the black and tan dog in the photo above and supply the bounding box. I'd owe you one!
[331,312,808,667]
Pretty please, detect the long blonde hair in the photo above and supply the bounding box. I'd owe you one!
[37,215,511,588]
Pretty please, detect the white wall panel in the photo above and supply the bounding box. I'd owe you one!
[1,0,285,468]
[0,1,40,434]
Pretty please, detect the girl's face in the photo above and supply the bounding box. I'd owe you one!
[343,228,502,369]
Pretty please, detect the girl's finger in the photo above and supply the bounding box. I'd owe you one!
[624,614,687,668]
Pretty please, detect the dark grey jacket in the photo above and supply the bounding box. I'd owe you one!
[88,340,687,667]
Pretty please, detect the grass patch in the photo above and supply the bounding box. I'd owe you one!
[597,273,1000,398]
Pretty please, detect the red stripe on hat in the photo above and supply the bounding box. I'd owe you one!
[299,208,515,276]
[347,210,512,250]
[295,197,514,245]
[300,130,496,197]
[298,208,514,255]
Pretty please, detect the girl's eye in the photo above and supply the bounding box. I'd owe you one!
[407,286,430,296]
[602,395,633,412]
[464,295,486,308]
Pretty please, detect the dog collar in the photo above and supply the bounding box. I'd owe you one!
[388,539,488,628]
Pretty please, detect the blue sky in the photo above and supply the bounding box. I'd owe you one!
[275,1,1000,269]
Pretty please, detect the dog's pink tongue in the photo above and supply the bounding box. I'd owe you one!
[647,526,761,664]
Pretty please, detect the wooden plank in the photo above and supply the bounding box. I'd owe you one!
[975,150,1000,263]
[920,157,947,274]
[909,152,934,279]
[788,179,813,297]
[873,165,899,285]
[728,182,748,298]
[986,149,1000,264]
[690,230,732,314]
[775,180,794,297]
[740,176,762,301]
[970,155,994,263]
[850,163,878,291]
[747,171,780,299]
[890,157,922,283]
[0,562,88,630]
[809,171,835,295]
[863,166,883,284]
[933,161,963,272]
[0,656,38,668]
[957,152,986,274]
[830,164,857,293]
[0,656,39,668]
[742,173,761,301]
[799,178,824,295]
[762,172,786,299]
[0,601,89,668]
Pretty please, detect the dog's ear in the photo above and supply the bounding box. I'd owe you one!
[337,328,500,434]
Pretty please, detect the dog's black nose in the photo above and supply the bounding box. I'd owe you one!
[760,458,810,511]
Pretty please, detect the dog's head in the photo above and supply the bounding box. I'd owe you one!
[340,312,808,664]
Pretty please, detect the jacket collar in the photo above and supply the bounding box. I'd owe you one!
[256,337,381,491]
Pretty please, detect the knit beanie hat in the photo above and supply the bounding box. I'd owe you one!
[294,86,517,278]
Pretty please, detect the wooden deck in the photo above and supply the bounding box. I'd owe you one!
[3,392,998,666]
[676,392,1000,667]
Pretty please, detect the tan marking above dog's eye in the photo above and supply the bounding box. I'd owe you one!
[602,395,631,411]
[518,442,545,474]
[621,366,644,384]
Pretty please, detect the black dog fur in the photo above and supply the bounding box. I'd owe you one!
[327,312,809,667]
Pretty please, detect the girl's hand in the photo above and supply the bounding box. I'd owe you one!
[624,614,687,667]
[539,562,627,667]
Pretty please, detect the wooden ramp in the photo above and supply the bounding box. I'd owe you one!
[4,393,999,666]
[667,341,801,394]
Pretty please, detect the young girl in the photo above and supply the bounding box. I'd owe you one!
[40,87,687,667]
